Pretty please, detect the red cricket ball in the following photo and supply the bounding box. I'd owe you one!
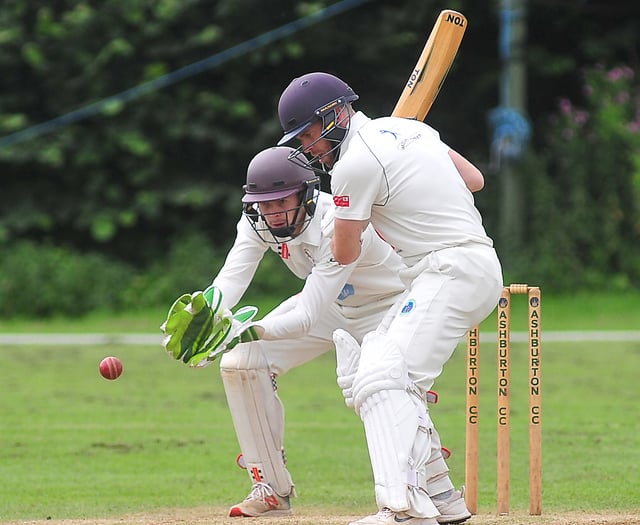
[99,356,123,380]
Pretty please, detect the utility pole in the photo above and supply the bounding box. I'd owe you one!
[490,0,530,265]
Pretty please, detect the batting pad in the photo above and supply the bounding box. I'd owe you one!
[220,343,295,497]
[352,331,438,516]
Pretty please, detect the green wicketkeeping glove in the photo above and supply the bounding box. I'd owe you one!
[160,293,192,340]
[225,324,261,351]
[191,305,260,368]
[160,285,229,364]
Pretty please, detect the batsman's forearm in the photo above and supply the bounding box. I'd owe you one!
[332,218,366,265]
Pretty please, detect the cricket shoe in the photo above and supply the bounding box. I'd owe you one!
[228,482,293,517]
[349,508,438,525]
[433,488,472,524]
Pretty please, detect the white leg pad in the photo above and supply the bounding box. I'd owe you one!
[220,343,295,497]
[406,387,454,497]
[352,332,439,517]
[407,402,441,517]
[333,329,361,410]
[424,438,454,496]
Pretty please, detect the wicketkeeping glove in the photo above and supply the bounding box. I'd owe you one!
[192,304,260,368]
[160,284,231,365]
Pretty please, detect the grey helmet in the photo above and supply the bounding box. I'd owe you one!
[277,72,358,169]
[242,146,320,243]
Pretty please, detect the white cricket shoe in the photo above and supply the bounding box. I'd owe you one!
[228,482,293,517]
[349,508,439,525]
[433,488,472,524]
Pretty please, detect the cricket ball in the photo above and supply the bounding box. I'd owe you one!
[99,356,123,380]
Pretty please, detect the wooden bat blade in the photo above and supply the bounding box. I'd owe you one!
[392,10,467,121]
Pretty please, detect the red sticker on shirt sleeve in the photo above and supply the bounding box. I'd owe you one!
[333,195,350,207]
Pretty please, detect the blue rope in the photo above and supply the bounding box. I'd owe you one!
[0,0,372,149]
[488,106,531,161]
[492,1,529,162]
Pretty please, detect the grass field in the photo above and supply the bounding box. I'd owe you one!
[0,290,639,334]
[1,291,639,525]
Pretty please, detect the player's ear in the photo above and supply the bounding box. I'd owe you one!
[336,104,352,125]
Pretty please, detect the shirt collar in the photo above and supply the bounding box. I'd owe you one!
[340,111,370,154]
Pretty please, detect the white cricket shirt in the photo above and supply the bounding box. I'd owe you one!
[331,112,494,267]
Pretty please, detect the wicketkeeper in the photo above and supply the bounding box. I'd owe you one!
[161,146,463,521]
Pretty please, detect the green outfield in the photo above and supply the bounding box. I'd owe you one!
[0,292,639,524]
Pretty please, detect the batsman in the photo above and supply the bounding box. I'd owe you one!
[277,72,503,525]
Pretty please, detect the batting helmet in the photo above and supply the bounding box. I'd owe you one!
[277,72,359,145]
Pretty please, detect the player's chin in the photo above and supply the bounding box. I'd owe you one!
[319,153,335,169]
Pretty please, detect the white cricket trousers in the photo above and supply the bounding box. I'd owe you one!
[383,243,503,393]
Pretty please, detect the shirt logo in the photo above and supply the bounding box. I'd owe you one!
[333,195,350,207]
[400,299,416,316]
[337,283,355,301]
[278,242,290,259]
[399,133,422,150]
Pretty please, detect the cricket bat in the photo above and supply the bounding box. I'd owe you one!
[392,9,467,121]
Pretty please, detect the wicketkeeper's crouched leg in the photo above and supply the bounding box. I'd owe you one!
[220,342,295,517]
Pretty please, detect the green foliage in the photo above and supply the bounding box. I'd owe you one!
[0,0,498,268]
[1,0,640,309]
[0,0,270,262]
[0,233,300,319]
[121,231,300,312]
[0,241,132,317]
[117,234,213,309]
[509,65,640,291]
